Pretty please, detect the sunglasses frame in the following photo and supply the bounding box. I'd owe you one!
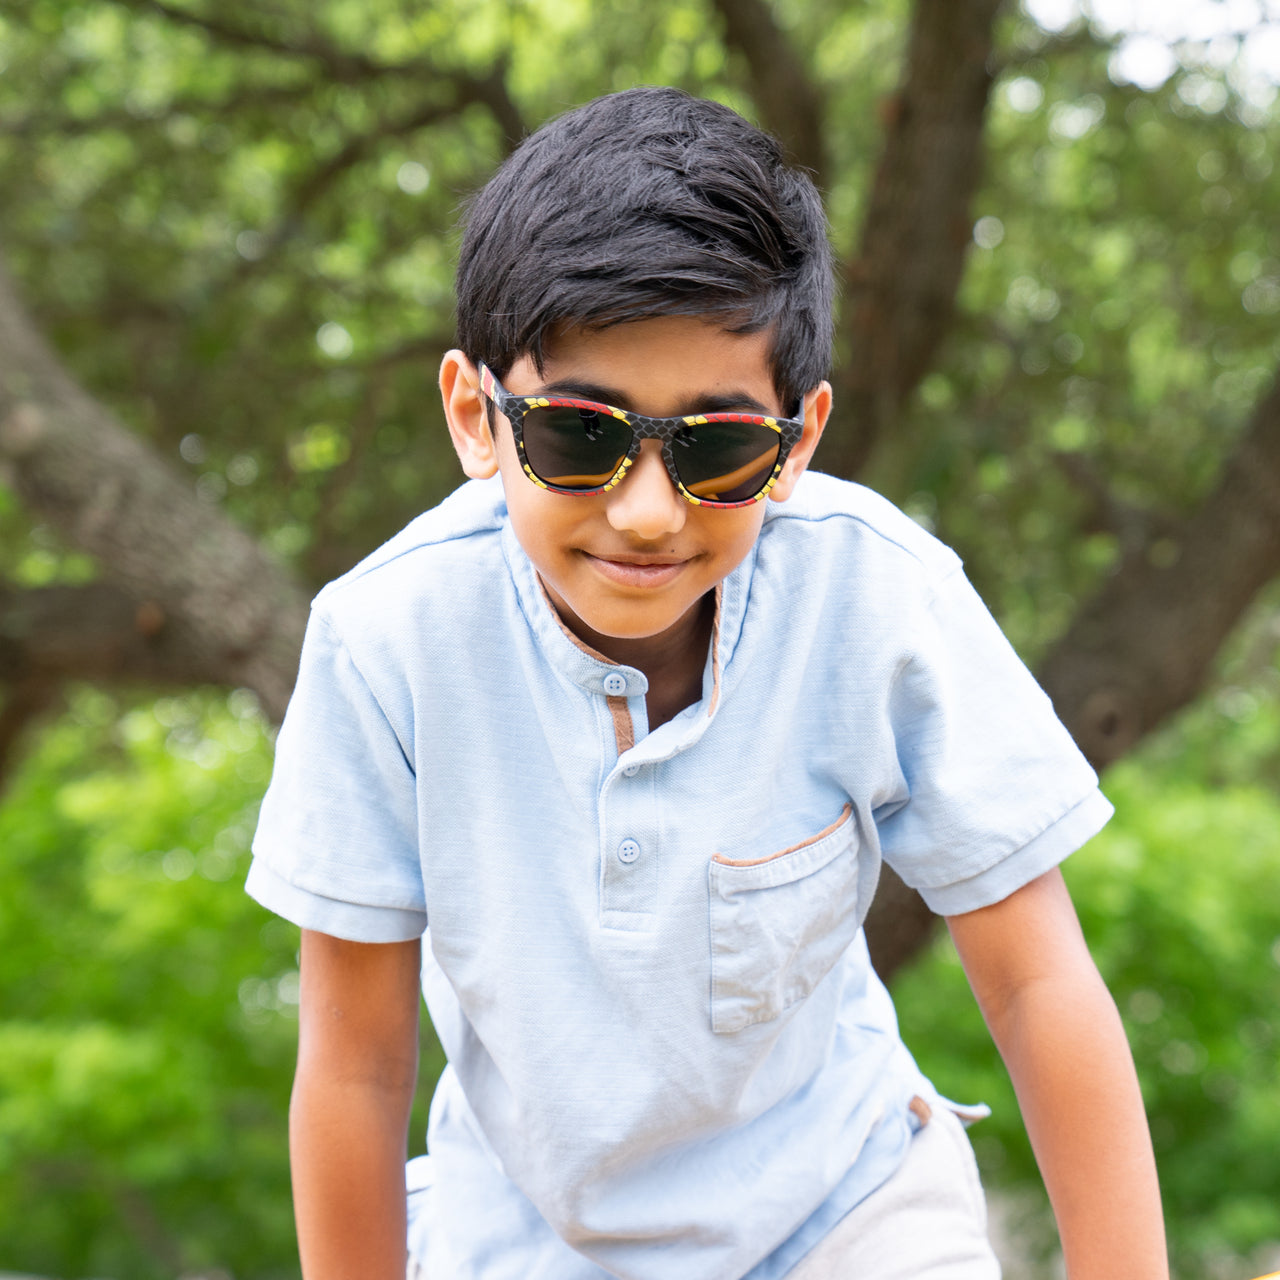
[477,362,806,509]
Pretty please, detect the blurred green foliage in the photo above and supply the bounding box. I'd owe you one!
[1,0,1279,1275]
[0,689,442,1278]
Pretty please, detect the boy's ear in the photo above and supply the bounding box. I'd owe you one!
[769,380,832,503]
[440,349,499,480]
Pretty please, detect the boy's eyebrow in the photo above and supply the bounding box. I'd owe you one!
[536,379,777,417]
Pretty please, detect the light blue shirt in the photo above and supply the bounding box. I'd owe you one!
[248,472,1111,1280]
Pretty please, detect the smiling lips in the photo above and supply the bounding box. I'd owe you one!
[583,552,690,588]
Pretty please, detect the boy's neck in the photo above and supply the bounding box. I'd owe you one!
[544,583,716,732]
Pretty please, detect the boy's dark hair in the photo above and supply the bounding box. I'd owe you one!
[455,87,834,411]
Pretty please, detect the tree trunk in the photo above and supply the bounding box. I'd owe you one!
[0,260,309,724]
[825,0,1005,480]
[1039,372,1280,771]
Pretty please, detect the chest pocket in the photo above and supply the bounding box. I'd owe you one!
[708,804,861,1035]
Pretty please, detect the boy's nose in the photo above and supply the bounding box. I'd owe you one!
[605,439,687,539]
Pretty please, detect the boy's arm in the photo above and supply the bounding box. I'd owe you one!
[291,928,422,1280]
[945,867,1169,1280]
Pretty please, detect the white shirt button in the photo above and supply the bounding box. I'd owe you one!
[617,838,641,864]
[622,764,641,777]
[602,672,628,696]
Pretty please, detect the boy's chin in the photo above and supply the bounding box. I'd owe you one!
[552,590,714,655]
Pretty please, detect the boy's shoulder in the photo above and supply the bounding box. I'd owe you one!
[765,471,962,584]
[314,477,506,610]
[305,479,509,668]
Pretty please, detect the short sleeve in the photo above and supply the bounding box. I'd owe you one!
[247,608,427,942]
[875,566,1112,916]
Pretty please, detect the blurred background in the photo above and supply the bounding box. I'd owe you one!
[0,0,1278,1276]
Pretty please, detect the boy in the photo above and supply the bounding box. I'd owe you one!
[248,88,1168,1279]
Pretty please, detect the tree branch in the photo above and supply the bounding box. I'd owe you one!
[710,0,830,182]
[0,254,308,723]
[236,98,480,273]
[118,1,526,148]
[361,334,454,373]
[823,0,1005,478]
[121,0,406,82]
[0,678,59,792]
[0,580,229,688]
[1038,371,1280,770]
[473,54,526,155]
[1,83,325,141]
[1050,450,1164,554]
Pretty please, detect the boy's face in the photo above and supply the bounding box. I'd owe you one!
[442,316,829,663]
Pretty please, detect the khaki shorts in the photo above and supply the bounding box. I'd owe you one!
[407,1103,1001,1280]
[786,1102,1001,1279]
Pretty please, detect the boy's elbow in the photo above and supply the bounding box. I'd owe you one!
[295,1033,421,1099]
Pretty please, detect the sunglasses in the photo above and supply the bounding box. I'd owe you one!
[478,362,806,508]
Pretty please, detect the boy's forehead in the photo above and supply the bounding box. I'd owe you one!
[515,316,782,414]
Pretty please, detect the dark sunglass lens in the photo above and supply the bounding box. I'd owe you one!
[673,421,781,504]
[521,406,632,489]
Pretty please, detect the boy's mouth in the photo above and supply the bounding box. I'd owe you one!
[583,552,688,587]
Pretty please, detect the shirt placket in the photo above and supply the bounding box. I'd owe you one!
[595,669,661,930]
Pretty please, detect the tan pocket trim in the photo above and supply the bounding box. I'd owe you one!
[712,803,854,868]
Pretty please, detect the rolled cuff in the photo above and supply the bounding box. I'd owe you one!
[921,789,1113,917]
[245,858,427,942]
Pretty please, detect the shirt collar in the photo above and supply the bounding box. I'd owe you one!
[498,514,755,712]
